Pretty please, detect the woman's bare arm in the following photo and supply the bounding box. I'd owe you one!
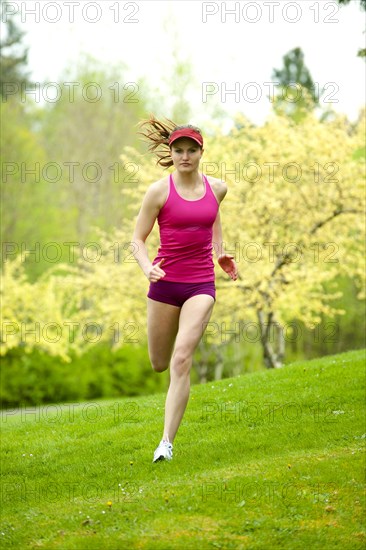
[131,183,164,279]
[212,180,228,258]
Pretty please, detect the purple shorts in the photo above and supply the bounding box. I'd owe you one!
[147,279,216,308]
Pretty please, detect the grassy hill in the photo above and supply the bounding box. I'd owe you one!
[1,348,365,549]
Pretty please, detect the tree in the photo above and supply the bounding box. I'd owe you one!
[2,109,365,372]
[0,0,32,99]
[273,48,317,104]
[36,54,148,243]
[0,99,60,281]
[338,0,365,9]
[207,109,365,368]
[271,48,322,123]
[337,0,366,58]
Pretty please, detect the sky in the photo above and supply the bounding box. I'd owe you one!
[5,0,366,129]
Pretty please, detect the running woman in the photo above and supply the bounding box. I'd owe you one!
[132,115,238,462]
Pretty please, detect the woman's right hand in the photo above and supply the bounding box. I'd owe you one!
[147,258,166,282]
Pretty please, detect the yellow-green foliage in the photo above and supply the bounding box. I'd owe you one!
[2,110,365,360]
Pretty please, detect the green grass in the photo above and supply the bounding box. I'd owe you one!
[1,349,365,549]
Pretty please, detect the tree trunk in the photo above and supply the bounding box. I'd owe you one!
[214,344,224,380]
[195,340,210,383]
[257,309,285,368]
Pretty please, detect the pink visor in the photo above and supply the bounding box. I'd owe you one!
[169,128,203,147]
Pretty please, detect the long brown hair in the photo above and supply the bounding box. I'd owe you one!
[137,114,203,168]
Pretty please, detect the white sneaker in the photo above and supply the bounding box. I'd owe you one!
[153,439,173,462]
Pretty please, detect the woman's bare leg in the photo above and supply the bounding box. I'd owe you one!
[147,297,181,372]
[162,294,215,443]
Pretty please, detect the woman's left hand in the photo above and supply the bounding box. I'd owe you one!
[218,254,238,281]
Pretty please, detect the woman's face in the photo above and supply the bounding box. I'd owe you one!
[170,137,203,173]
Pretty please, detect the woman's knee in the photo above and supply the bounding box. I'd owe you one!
[171,347,192,376]
[150,358,170,373]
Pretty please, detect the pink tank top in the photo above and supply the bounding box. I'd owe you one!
[151,173,219,282]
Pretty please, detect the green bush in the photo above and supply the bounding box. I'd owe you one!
[0,343,168,408]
